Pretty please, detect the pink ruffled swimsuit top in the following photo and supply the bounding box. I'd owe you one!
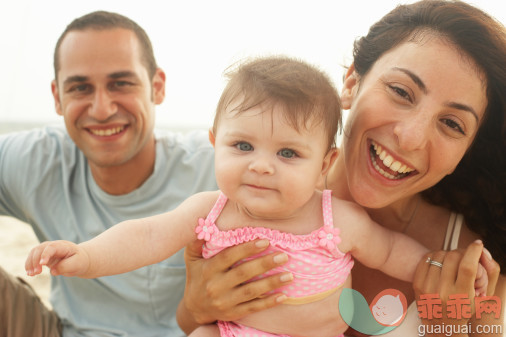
[195,189,354,305]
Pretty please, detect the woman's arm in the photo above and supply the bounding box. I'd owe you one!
[177,239,293,334]
[26,191,218,278]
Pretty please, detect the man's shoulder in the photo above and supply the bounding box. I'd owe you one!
[154,128,213,155]
[0,125,74,154]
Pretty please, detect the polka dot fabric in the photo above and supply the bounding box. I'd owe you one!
[195,190,354,300]
[218,320,345,337]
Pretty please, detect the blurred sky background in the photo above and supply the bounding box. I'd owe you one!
[0,0,504,131]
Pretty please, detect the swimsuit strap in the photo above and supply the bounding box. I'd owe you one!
[322,189,334,229]
[443,212,463,250]
[206,192,228,224]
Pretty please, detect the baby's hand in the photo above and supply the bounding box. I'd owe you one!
[25,240,89,277]
[474,253,489,298]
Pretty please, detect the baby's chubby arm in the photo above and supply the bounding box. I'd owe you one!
[334,198,429,282]
[25,191,220,278]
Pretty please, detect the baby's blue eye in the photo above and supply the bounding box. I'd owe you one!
[279,149,296,158]
[236,142,253,151]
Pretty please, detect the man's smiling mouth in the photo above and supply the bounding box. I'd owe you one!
[88,126,125,137]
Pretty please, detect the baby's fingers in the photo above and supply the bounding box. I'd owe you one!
[26,241,52,276]
[26,240,77,276]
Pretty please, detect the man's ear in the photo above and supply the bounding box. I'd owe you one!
[341,64,359,110]
[152,68,166,105]
[208,129,216,147]
[51,80,63,116]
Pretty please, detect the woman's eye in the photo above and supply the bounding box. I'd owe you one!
[278,149,296,158]
[389,85,412,102]
[236,142,253,151]
[442,118,465,135]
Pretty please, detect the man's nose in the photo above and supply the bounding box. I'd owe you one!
[88,89,117,120]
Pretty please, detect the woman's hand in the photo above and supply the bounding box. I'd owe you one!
[413,240,500,335]
[177,239,293,334]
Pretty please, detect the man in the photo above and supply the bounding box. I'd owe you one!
[0,11,217,337]
[1,10,292,336]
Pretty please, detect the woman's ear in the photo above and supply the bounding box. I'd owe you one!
[341,64,359,110]
[208,129,216,147]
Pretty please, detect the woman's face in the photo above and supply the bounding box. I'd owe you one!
[339,37,488,208]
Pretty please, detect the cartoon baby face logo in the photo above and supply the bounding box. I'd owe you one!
[370,289,408,326]
[339,288,408,335]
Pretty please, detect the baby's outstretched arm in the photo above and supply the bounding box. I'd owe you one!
[26,240,90,277]
[25,191,218,279]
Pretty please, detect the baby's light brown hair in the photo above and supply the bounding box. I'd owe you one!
[213,56,342,151]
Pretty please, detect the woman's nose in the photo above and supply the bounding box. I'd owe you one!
[393,112,431,151]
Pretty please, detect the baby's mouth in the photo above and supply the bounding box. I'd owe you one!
[369,140,416,180]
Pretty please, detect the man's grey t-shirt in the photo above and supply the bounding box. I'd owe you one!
[0,126,217,336]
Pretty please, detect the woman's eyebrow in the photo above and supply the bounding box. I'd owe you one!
[393,67,479,122]
[392,67,427,94]
[445,102,479,122]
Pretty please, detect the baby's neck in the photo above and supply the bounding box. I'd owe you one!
[220,192,323,235]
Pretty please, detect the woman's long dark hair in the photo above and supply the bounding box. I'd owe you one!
[352,0,506,270]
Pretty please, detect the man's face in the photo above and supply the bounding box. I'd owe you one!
[52,28,165,170]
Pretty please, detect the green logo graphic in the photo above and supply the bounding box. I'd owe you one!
[339,288,408,335]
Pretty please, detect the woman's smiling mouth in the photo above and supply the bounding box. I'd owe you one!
[369,140,417,180]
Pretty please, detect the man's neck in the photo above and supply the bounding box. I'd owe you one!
[89,141,156,195]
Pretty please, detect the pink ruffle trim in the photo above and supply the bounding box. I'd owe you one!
[195,218,345,257]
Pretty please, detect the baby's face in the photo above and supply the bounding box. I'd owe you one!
[212,103,331,219]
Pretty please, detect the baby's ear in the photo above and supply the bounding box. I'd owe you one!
[322,148,338,176]
[208,129,216,147]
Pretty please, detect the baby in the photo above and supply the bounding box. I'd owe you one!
[26,56,486,337]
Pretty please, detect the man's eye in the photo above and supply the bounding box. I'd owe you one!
[68,84,90,93]
[236,142,253,151]
[111,81,132,88]
[278,149,296,158]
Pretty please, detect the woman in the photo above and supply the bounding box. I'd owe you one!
[178,1,505,335]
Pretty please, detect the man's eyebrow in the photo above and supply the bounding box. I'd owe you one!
[63,75,88,86]
[109,71,139,79]
[393,67,427,94]
[62,71,139,86]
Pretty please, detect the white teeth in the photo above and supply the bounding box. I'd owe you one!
[383,155,393,167]
[390,161,401,171]
[370,141,415,175]
[90,126,124,136]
